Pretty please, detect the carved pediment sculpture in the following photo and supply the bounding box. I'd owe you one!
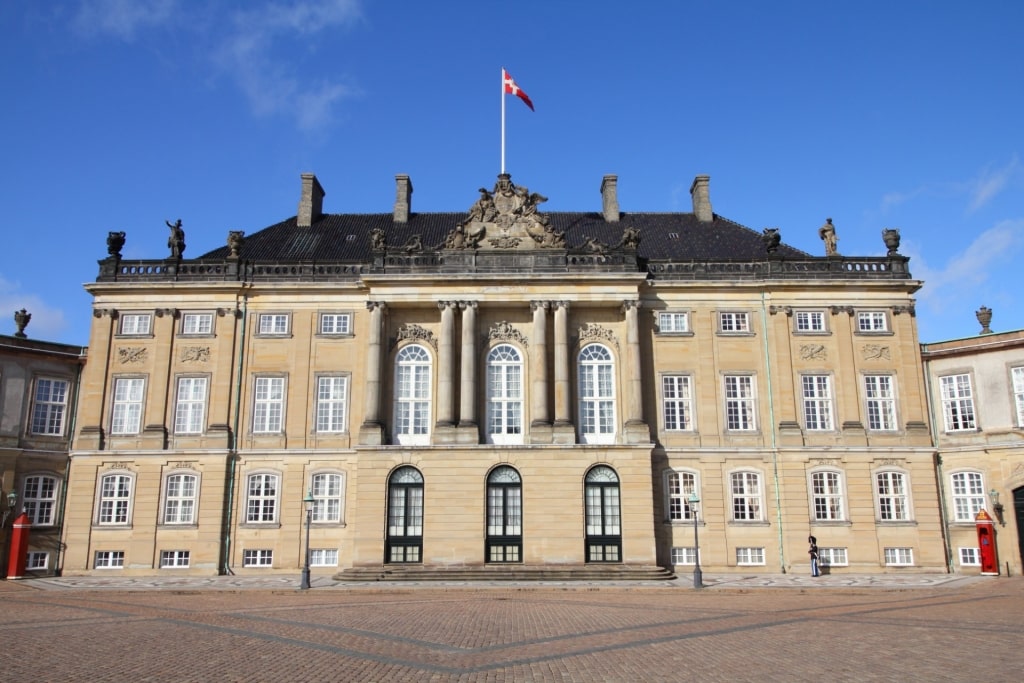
[447,174,565,251]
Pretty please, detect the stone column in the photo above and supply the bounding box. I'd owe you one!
[623,300,643,424]
[437,301,457,427]
[359,302,386,445]
[553,301,571,426]
[459,301,478,428]
[530,300,550,426]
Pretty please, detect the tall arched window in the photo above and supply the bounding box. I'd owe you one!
[578,344,616,444]
[486,344,524,444]
[386,466,424,563]
[394,344,432,445]
[584,465,621,562]
[486,466,522,563]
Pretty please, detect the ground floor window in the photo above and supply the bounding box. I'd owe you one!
[26,551,49,570]
[486,466,522,563]
[160,550,191,568]
[584,465,622,562]
[386,466,424,563]
[243,549,273,567]
[310,549,339,567]
[736,547,765,565]
[883,547,914,566]
[818,547,848,567]
[958,547,980,566]
[670,547,698,565]
[94,551,124,569]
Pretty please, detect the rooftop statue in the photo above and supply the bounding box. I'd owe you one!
[818,218,838,256]
[166,219,186,259]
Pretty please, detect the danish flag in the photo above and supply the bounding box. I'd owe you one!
[502,68,534,111]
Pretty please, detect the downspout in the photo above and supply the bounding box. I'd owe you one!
[761,292,786,572]
[923,354,953,572]
[221,295,248,575]
[55,350,86,576]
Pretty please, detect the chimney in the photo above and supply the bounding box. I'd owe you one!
[393,174,413,223]
[297,173,325,227]
[601,175,619,223]
[690,175,713,223]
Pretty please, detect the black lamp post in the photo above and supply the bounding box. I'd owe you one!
[2,490,17,527]
[300,489,315,590]
[688,491,703,589]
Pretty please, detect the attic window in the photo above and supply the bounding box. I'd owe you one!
[346,234,356,242]
[668,232,679,240]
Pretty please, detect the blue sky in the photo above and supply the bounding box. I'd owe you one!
[2,0,1022,347]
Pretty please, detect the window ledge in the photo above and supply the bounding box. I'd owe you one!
[875,520,918,527]
[809,520,852,527]
[728,520,771,527]
[665,520,706,527]
[240,523,282,529]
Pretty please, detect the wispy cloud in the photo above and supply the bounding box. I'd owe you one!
[0,276,69,340]
[73,0,177,41]
[876,156,1020,216]
[966,156,1019,212]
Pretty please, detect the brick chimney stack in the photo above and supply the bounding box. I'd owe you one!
[394,174,413,223]
[601,175,620,223]
[690,175,713,223]
[297,173,325,227]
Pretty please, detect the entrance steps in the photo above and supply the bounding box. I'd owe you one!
[334,564,675,582]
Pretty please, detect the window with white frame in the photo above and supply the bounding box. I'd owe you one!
[736,547,765,565]
[724,375,757,431]
[662,375,693,431]
[802,375,834,431]
[658,312,690,333]
[315,376,348,433]
[876,471,910,521]
[578,344,616,443]
[666,470,697,522]
[243,549,273,567]
[731,471,763,521]
[163,473,198,524]
[181,313,213,335]
[719,311,750,333]
[940,374,976,431]
[253,377,285,433]
[856,311,888,333]
[120,313,152,336]
[97,473,132,525]
[245,473,279,523]
[1012,367,1024,426]
[394,344,432,445]
[110,378,145,435]
[958,547,980,566]
[318,312,351,335]
[486,344,524,444]
[310,549,339,567]
[811,470,844,521]
[31,378,69,435]
[26,551,48,570]
[174,377,207,434]
[818,547,848,567]
[795,311,826,333]
[864,375,897,431]
[257,313,289,335]
[950,471,985,522]
[884,547,914,566]
[22,475,58,526]
[160,550,190,568]
[311,472,344,523]
[671,547,699,565]
[94,551,125,568]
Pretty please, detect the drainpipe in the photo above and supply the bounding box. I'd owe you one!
[922,355,953,572]
[221,295,247,575]
[761,292,786,572]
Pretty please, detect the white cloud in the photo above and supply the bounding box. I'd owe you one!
[73,0,177,41]
[0,276,69,341]
[967,156,1019,212]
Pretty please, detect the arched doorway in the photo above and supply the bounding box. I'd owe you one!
[485,466,522,562]
[385,466,423,563]
[584,465,622,562]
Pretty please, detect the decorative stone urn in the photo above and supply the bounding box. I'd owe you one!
[882,228,901,255]
[976,306,993,334]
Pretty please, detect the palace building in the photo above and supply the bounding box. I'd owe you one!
[60,171,947,578]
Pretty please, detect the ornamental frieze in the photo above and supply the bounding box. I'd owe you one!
[800,344,827,361]
[396,324,437,350]
[117,347,148,364]
[180,346,210,363]
[862,344,891,361]
[488,321,528,347]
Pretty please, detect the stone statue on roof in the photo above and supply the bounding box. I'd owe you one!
[166,219,186,259]
[818,218,838,256]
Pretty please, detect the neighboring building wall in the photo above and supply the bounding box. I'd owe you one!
[922,328,1024,576]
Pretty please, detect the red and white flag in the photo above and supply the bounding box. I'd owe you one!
[502,68,534,111]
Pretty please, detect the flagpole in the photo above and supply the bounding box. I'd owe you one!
[500,67,506,175]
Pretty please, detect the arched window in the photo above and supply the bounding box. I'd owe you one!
[730,470,763,521]
[578,344,616,444]
[950,471,985,522]
[876,470,911,521]
[584,465,621,562]
[486,344,524,444]
[386,467,423,563]
[665,470,697,522]
[810,470,844,521]
[486,466,522,563]
[22,475,59,526]
[310,472,345,524]
[97,472,134,526]
[394,345,432,445]
[163,472,198,525]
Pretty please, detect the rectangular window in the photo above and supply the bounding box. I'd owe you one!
[310,549,339,567]
[857,311,888,333]
[811,471,844,521]
[818,547,848,567]
[319,313,352,335]
[163,473,198,524]
[26,551,49,570]
[802,375,834,431]
[181,313,213,335]
[670,547,699,565]
[864,375,897,431]
[658,312,689,333]
[174,377,207,434]
[951,472,985,522]
[94,551,125,569]
[253,377,285,433]
[111,378,145,435]
[98,474,132,525]
[876,471,909,521]
[731,471,762,521]
[257,313,289,335]
[160,550,191,568]
[719,312,750,333]
[311,472,343,523]
[958,547,981,566]
[724,375,756,431]
[31,378,69,435]
[22,475,58,526]
[1012,367,1024,427]
[884,547,914,566]
[795,311,826,333]
[246,474,278,523]
[243,549,273,567]
[662,375,693,431]
[120,313,151,335]
[315,376,348,433]
[666,471,697,521]
[736,547,765,565]
[940,374,976,431]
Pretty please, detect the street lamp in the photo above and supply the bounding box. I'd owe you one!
[300,489,315,590]
[2,491,17,527]
[688,491,702,589]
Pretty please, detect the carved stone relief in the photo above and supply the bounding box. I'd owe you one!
[800,344,827,361]
[862,344,891,361]
[577,323,618,350]
[180,346,210,363]
[117,347,148,364]
[396,324,437,350]
[488,321,528,347]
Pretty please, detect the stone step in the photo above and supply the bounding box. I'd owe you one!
[334,564,675,582]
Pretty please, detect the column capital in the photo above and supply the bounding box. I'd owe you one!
[622,300,642,312]
[366,301,387,312]
[438,300,459,311]
[530,300,550,312]
[553,300,570,311]
[458,300,478,311]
